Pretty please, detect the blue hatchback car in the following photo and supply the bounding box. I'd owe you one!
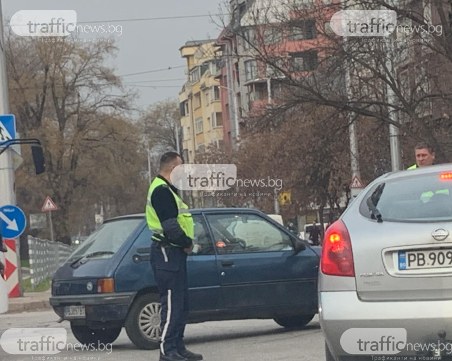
[50,208,320,349]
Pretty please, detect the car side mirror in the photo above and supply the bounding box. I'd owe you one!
[293,238,306,255]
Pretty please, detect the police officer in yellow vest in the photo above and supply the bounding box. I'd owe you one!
[146,152,202,361]
[407,142,436,169]
[407,142,450,201]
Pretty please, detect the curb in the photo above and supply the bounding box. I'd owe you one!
[7,300,52,314]
[7,290,52,314]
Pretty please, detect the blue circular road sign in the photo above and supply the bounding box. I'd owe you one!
[0,205,26,239]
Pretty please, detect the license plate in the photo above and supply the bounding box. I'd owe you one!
[399,249,452,270]
[64,305,85,318]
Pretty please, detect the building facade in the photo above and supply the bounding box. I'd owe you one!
[179,40,224,163]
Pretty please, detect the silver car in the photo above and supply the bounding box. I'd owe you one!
[320,164,452,360]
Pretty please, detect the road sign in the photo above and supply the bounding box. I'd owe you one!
[41,196,58,212]
[350,175,364,189]
[278,191,291,205]
[0,205,26,239]
[0,115,16,144]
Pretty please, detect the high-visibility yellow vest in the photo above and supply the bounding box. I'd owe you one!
[406,165,449,201]
[146,177,194,242]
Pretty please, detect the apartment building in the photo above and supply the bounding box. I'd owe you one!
[179,40,224,163]
[216,0,336,151]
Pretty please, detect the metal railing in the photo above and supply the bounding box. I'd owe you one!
[27,236,74,288]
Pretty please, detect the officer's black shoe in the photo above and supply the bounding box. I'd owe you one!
[178,349,203,361]
[159,351,188,361]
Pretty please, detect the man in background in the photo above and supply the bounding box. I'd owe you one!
[407,142,436,169]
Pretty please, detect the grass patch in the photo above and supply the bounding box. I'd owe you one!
[21,277,51,292]
[21,259,30,268]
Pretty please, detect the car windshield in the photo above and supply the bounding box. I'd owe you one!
[68,218,143,261]
[360,171,452,222]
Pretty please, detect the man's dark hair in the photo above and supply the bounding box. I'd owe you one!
[159,151,182,170]
[414,142,435,154]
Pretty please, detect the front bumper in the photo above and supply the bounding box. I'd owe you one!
[320,291,452,360]
[50,292,135,326]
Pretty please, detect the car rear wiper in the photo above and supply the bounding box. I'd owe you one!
[366,183,385,223]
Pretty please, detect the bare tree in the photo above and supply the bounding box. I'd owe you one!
[7,36,141,243]
[141,99,182,153]
[229,0,452,161]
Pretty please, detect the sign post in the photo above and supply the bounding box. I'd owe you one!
[41,196,58,242]
[350,175,365,197]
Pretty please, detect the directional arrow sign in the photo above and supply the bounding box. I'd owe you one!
[0,205,26,239]
[0,114,16,145]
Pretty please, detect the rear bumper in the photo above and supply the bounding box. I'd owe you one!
[50,292,135,326]
[320,291,452,359]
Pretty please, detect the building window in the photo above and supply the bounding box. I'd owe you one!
[189,67,200,83]
[211,112,223,128]
[180,101,188,116]
[209,61,219,75]
[288,20,316,40]
[290,51,318,71]
[213,86,220,101]
[241,28,255,50]
[193,92,201,109]
[245,60,258,81]
[195,118,203,134]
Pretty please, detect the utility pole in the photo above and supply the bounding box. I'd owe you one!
[385,36,401,171]
[0,0,18,309]
[225,42,240,149]
[343,36,363,198]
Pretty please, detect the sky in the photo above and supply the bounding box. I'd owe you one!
[2,0,225,112]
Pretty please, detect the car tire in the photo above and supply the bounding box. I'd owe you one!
[70,324,121,346]
[125,293,161,350]
[325,342,336,361]
[273,314,315,329]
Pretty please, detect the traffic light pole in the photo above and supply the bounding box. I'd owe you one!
[0,0,17,308]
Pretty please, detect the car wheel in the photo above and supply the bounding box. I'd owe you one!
[125,293,161,350]
[325,342,336,361]
[70,324,121,346]
[273,314,315,329]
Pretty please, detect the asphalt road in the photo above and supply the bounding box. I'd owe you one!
[0,310,326,361]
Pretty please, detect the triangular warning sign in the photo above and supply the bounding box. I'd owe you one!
[350,176,364,189]
[41,196,58,212]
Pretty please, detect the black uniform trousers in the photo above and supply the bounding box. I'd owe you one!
[150,241,189,355]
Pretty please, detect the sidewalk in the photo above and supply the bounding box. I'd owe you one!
[6,289,52,314]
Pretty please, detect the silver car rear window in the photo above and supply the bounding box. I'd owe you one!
[360,172,452,222]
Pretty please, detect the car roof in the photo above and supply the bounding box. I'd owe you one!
[105,208,267,222]
[378,163,452,182]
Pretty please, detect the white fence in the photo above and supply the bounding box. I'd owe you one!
[28,236,74,288]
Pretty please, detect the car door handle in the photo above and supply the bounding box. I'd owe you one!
[221,260,234,267]
[133,254,150,263]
